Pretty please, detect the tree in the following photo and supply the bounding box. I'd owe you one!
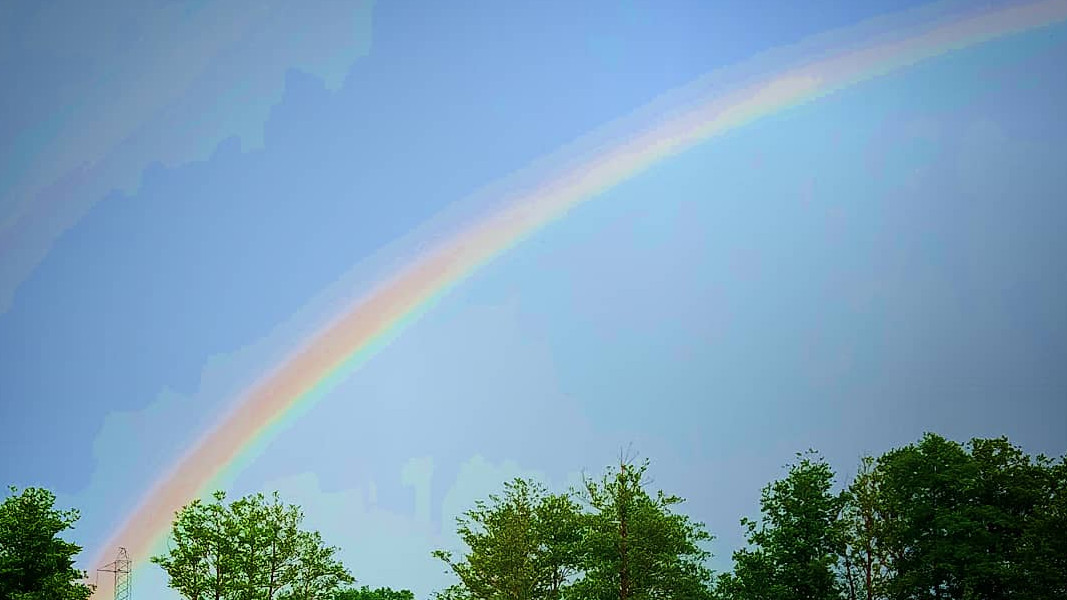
[573,457,714,600]
[152,490,239,600]
[433,478,583,600]
[0,486,94,600]
[839,456,890,600]
[717,452,843,600]
[535,490,585,598]
[153,491,353,600]
[712,434,1066,600]
[873,434,1066,600]
[333,585,415,600]
[232,493,306,600]
[284,531,354,600]
[960,436,1050,598]
[1016,455,1067,600]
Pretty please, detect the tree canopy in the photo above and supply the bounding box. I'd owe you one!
[0,486,94,600]
[715,452,843,600]
[333,586,416,600]
[575,458,713,600]
[433,477,584,600]
[434,457,714,600]
[869,434,1067,600]
[713,434,1067,600]
[4,432,1063,600]
[152,490,353,600]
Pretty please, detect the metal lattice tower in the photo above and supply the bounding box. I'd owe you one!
[97,547,132,600]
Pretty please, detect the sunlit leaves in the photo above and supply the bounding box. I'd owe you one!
[153,491,353,600]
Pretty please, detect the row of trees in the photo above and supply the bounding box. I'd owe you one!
[0,485,413,600]
[4,432,1064,600]
[434,434,1067,600]
[714,435,1067,600]
[433,457,713,600]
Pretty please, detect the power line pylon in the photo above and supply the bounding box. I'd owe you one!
[97,547,132,600]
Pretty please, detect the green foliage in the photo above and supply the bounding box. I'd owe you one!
[7,434,1057,600]
[0,486,94,600]
[433,478,583,600]
[872,433,1065,600]
[716,452,842,600]
[152,490,353,600]
[434,458,714,600]
[714,434,1067,600]
[333,585,415,600]
[284,531,354,600]
[1016,457,1067,599]
[839,456,889,600]
[575,458,714,600]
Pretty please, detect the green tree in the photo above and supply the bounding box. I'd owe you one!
[714,434,1066,600]
[284,531,354,600]
[717,452,843,600]
[230,492,307,600]
[573,457,713,600]
[535,491,585,597]
[962,436,1051,598]
[333,585,415,600]
[433,478,583,600]
[1016,455,1067,599]
[0,486,94,600]
[152,490,241,600]
[873,434,1066,600]
[838,456,891,600]
[153,491,353,600]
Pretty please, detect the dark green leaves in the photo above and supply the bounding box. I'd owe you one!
[716,452,842,600]
[715,435,1067,600]
[872,434,1066,600]
[0,486,93,600]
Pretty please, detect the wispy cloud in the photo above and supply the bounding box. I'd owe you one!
[0,0,375,313]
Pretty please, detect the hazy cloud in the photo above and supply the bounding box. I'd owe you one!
[0,0,375,313]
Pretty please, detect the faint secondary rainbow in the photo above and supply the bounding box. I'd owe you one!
[90,0,1067,578]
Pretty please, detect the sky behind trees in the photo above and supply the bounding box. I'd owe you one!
[1,1,1066,597]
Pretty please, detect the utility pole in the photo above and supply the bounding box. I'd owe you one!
[97,547,132,600]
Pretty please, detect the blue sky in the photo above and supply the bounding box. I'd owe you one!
[2,1,1066,597]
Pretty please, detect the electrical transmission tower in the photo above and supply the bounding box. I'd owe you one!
[97,547,132,600]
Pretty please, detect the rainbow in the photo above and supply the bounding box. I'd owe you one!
[89,0,1067,579]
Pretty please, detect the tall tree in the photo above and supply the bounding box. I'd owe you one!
[226,492,311,600]
[717,452,843,600]
[152,490,240,600]
[153,491,353,600]
[0,486,94,600]
[574,457,713,600]
[840,456,889,600]
[433,478,583,600]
